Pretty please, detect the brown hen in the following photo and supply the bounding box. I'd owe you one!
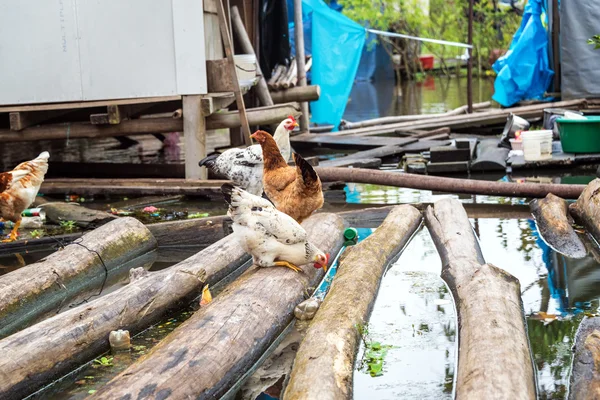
[0,152,50,242]
[251,130,323,223]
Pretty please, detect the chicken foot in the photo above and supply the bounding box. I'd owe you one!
[273,261,303,273]
[2,219,20,242]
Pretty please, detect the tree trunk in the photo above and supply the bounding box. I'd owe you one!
[283,205,422,400]
[0,217,156,338]
[424,198,537,400]
[0,234,251,400]
[570,316,600,400]
[92,214,345,400]
[39,201,116,228]
[530,193,586,258]
[570,178,600,242]
[315,167,586,199]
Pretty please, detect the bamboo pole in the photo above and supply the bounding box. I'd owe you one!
[92,214,345,400]
[467,0,474,113]
[314,167,587,199]
[424,198,536,399]
[0,235,250,400]
[284,205,421,399]
[293,0,310,132]
[230,6,274,107]
[270,85,320,104]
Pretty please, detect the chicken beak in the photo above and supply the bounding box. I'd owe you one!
[293,122,299,128]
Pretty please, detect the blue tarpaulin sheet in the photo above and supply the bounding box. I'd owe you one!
[492,0,554,107]
[288,0,366,129]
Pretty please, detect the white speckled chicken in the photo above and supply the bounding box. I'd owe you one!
[0,152,50,242]
[198,117,298,196]
[221,183,329,272]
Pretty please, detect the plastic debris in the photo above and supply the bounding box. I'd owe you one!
[109,330,131,352]
[200,284,213,306]
[143,206,159,213]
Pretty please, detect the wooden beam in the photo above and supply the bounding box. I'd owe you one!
[9,110,72,131]
[216,0,252,146]
[180,95,205,179]
[270,85,320,104]
[0,95,182,113]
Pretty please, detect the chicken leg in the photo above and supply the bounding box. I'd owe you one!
[273,261,303,273]
[2,219,20,242]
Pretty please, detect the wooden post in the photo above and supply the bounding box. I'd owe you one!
[551,0,561,93]
[467,0,474,113]
[216,0,252,146]
[183,95,207,179]
[293,0,310,132]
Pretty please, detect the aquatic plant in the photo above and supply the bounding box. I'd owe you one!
[357,323,394,377]
[29,229,45,239]
[588,35,600,50]
[59,220,77,232]
[92,356,113,367]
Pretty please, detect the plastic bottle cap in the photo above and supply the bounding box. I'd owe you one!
[344,227,358,241]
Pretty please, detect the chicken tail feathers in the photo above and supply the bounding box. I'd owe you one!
[293,153,318,185]
[221,183,235,206]
[199,153,220,169]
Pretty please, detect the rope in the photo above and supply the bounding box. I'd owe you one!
[367,28,473,49]
[49,235,109,311]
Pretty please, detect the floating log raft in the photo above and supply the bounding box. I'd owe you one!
[284,205,421,399]
[339,101,491,130]
[331,98,587,137]
[0,217,156,338]
[0,234,250,400]
[92,214,345,400]
[530,193,586,258]
[569,316,600,400]
[424,198,536,399]
[570,178,600,242]
[315,167,586,199]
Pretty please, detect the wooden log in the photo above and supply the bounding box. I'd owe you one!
[314,167,586,199]
[9,110,72,131]
[424,198,536,399]
[293,0,310,132]
[39,202,116,228]
[409,127,452,138]
[333,99,587,137]
[569,316,600,400]
[231,6,274,108]
[530,193,586,258]
[146,215,232,248]
[570,178,600,242]
[0,217,157,338]
[0,234,251,400]
[290,134,416,149]
[270,85,320,104]
[268,65,286,87]
[92,214,345,400]
[0,104,300,143]
[319,145,404,167]
[284,205,421,399]
[183,95,208,179]
[339,102,490,130]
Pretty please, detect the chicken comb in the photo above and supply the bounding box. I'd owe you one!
[288,115,296,123]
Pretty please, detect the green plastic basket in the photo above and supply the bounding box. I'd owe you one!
[557,116,600,153]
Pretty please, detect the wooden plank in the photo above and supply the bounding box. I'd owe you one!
[216,0,252,146]
[206,59,235,92]
[183,95,207,180]
[9,110,72,131]
[290,133,417,149]
[0,95,182,113]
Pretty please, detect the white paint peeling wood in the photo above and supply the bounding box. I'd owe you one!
[0,0,207,105]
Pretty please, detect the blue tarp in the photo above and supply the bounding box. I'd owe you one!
[492,0,554,107]
[287,0,366,129]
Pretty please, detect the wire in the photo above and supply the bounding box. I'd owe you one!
[367,28,473,49]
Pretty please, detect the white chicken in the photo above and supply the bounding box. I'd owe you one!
[199,116,298,196]
[221,183,329,272]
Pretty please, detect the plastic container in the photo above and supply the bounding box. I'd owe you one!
[509,139,523,151]
[419,54,434,70]
[521,130,553,161]
[233,54,257,81]
[557,116,600,153]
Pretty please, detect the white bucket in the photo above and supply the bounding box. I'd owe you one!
[234,54,257,81]
[521,130,553,161]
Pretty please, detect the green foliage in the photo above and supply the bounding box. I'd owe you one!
[588,35,600,50]
[59,220,77,232]
[92,356,113,367]
[337,0,521,73]
[356,323,394,377]
[29,229,45,239]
